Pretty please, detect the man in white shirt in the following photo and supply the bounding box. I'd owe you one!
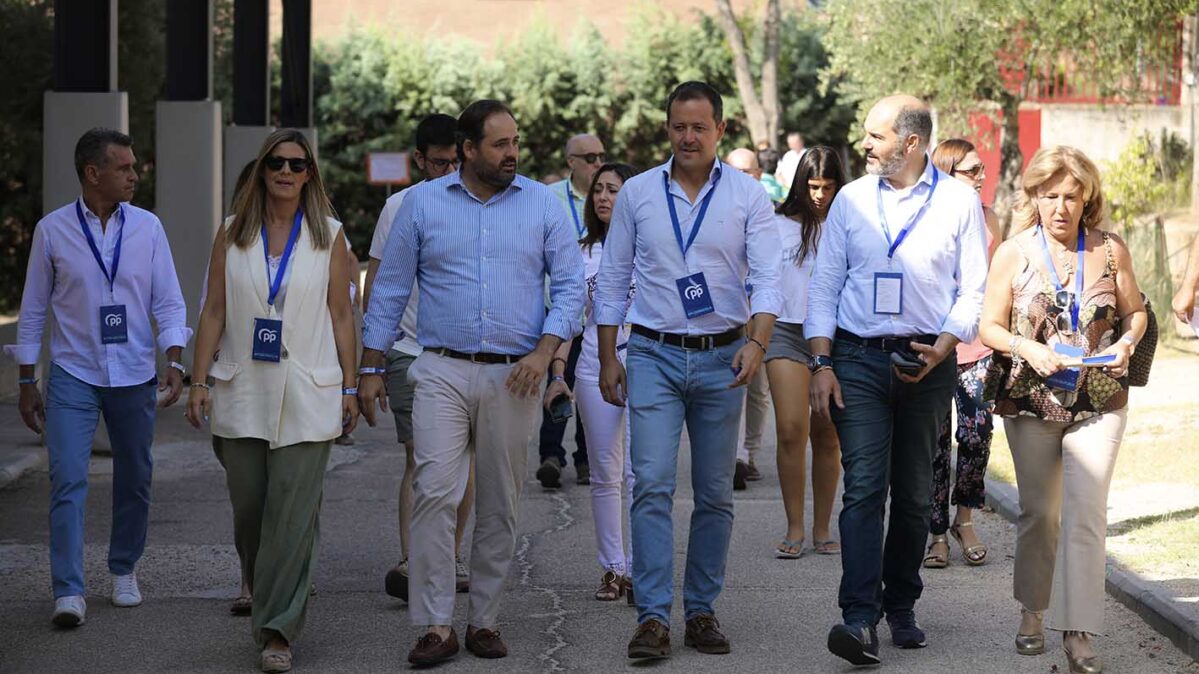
[806,96,988,666]
[361,113,474,603]
[7,128,192,627]
[596,82,781,659]
[775,131,806,191]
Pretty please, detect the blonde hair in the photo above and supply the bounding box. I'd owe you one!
[227,129,337,249]
[1011,145,1105,233]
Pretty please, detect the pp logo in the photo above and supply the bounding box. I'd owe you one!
[684,280,705,301]
[257,327,279,343]
[104,312,123,327]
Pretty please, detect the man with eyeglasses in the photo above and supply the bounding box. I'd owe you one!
[362,113,476,606]
[536,133,607,489]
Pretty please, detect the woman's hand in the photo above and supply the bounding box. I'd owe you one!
[186,385,211,429]
[543,377,573,410]
[342,394,360,435]
[1096,340,1133,379]
[1023,342,1066,378]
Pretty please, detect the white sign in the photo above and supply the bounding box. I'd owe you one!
[367,152,411,185]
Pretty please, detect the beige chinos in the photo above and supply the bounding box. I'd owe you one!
[1004,409,1127,635]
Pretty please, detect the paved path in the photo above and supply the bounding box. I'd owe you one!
[0,410,1196,673]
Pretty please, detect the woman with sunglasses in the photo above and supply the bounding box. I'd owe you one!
[979,146,1146,673]
[187,129,359,673]
[542,162,638,601]
[922,139,1004,569]
[766,146,845,558]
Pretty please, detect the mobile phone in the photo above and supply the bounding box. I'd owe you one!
[731,365,742,377]
[549,394,573,424]
[890,348,925,376]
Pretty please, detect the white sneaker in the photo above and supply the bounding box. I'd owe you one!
[52,595,86,627]
[111,572,143,607]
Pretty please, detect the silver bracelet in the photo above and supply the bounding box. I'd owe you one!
[190,382,211,391]
[1009,335,1024,369]
[168,361,186,375]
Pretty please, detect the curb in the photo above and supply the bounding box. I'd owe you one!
[0,446,46,491]
[985,476,1199,662]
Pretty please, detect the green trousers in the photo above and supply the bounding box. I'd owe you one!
[214,436,331,648]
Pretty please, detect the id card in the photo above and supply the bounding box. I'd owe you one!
[252,317,284,362]
[1045,342,1084,391]
[99,304,128,344]
[873,272,903,315]
[675,272,715,319]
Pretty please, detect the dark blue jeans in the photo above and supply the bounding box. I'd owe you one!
[538,335,588,467]
[831,339,956,626]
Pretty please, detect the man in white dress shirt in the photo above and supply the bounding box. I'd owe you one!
[806,96,988,666]
[596,81,781,659]
[7,128,191,627]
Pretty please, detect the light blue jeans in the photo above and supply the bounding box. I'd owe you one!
[626,332,744,624]
[44,363,157,598]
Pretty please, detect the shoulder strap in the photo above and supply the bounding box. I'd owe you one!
[1102,231,1116,277]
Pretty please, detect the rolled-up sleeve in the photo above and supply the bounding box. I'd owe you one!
[804,196,849,340]
[744,187,783,317]
[5,224,54,364]
[542,197,586,341]
[595,187,636,326]
[363,192,420,351]
[940,199,988,343]
[150,221,193,351]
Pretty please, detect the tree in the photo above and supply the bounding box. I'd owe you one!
[714,0,781,148]
[822,0,1196,230]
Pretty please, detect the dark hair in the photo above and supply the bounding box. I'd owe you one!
[415,113,458,154]
[757,147,780,174]
[665,81,723,123]
[456,100,514,161]
[581,163,638,253]
[895,105,933,148]
[777,146,846,265]
[74,127,133,180]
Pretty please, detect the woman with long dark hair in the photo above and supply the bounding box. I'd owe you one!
[768,147,845,558]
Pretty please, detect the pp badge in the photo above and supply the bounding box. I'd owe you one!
[252,317,284,362]
[676,272,715,318]
[873,272,903,315]
[99,304,128,344]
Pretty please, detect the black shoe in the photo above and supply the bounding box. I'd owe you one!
[384,561,408,601]
[575,463,591,485]
[886,611,927,649]
[828,622,881,666]
[536,459,562,489]
[733,460,748,491]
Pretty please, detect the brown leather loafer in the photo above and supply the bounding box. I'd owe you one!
[407,629,459,666]
[685,614,730,654]
[627,619,671,659]
[465,627,508,659]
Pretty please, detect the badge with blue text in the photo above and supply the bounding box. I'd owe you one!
[99,304,128,344]
[1046,342,1084,391]
[873,272,904,315]
[252,317,284,362]
[676,272,715,318]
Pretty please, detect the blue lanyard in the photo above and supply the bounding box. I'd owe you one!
[875,168,939,258]
[261,210,304,307]
[1037,224,1085,331]
[663,167,722,258]
[565,181,584,238]
[75,199,125,293]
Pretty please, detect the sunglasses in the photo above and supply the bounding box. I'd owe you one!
[569,152,607,165]
[953,163,984,179]
[1045,289,1077,334]
[264,156,310,173]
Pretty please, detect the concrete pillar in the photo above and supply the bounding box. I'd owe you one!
[223,125,275,211]
[42,92,129,213]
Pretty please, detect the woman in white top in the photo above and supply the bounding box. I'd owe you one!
[186,129,358,673]
[543,163,638,602]
[769,147,847,558]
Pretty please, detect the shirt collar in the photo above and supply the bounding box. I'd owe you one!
[662,156,723,182]
[444,169,524,203]
[878,154,935,193]
[565,173,587,200]
[76,197,126,225]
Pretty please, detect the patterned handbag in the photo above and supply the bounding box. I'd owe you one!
[1127,294,1157,387]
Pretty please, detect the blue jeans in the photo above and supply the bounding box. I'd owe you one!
[626,332,744,624]
[830,340,955,626]
[44,363,157,598]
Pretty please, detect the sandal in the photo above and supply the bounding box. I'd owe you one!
[260,648,292,673]
[595,570,623,601]
[775,538,805,559]
[230,594,252,616]
[949,521,988,566]
[923,535,949,568]
[812,539,841,555]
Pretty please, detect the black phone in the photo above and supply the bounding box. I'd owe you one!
[890,346,925,375]
[549,394,574,424]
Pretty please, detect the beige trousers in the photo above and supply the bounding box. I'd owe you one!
[407,351,541,628]
[1004,409,1127,635]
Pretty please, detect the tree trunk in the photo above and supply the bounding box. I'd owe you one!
[760,0,781,148]
[714,0,769,148]
[994,92,1024,239]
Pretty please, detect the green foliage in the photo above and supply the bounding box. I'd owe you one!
[1104,136,1171,227]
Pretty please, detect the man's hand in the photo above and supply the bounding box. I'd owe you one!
[1173,284,1196,323]
[507,350,551,399]
[157,366,183,408]
[598,357,627,407]
[342,394,360,434]
[728,341,766,388]
[894,341,950,384]
[809,369,844,422]
[358,374,388,427]
[18,384,44,434]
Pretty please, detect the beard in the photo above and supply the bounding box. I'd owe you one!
[866,148,906,177]
[475,158,517,189]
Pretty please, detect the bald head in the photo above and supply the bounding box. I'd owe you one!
[870,95,932,149]
[725,148,760,176]
[564,134,606,191]
[863,94,933,179]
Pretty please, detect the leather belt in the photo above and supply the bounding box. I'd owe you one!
[835,328,936,353]
[432,347,522,364]
[631,324,744,350]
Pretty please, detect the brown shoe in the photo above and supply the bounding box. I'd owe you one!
[407,629,459,666]
[685,614,730,654]
[627,619,671,659]
[465,626,508,658]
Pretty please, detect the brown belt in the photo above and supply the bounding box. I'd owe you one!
[432,347,522,364]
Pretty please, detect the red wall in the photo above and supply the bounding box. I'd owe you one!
[964,108,1042,208]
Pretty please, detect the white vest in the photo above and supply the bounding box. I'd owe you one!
[210,216,345,448]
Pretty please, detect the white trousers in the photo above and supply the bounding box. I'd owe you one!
[575,376,634,574]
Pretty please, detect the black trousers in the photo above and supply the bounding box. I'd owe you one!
[538,335,588,467]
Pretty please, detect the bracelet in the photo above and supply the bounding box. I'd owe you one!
[358,366,387,376]
[18,376,38,386]
[190,382,211,391]
[1119,334,1136,347]
[550,375,565,383]
[167,361,186,375]
[550,357,567,368]
[342,387,358,396]
[1009,335,1024,370]
[748,337,767,353]
[812,365,833,375]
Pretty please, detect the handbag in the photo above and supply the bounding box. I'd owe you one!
[1127,294,1157,387]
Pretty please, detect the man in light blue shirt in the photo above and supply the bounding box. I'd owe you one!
[595,81,782,659]
[358,100,585,666]
[806,95,988,666]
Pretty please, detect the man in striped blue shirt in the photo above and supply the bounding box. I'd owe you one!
[358,100,585,666]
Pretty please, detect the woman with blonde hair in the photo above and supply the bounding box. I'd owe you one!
[187,129,359,672]
[979,145,1147,673]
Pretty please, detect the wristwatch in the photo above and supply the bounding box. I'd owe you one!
[807,354,834,373]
